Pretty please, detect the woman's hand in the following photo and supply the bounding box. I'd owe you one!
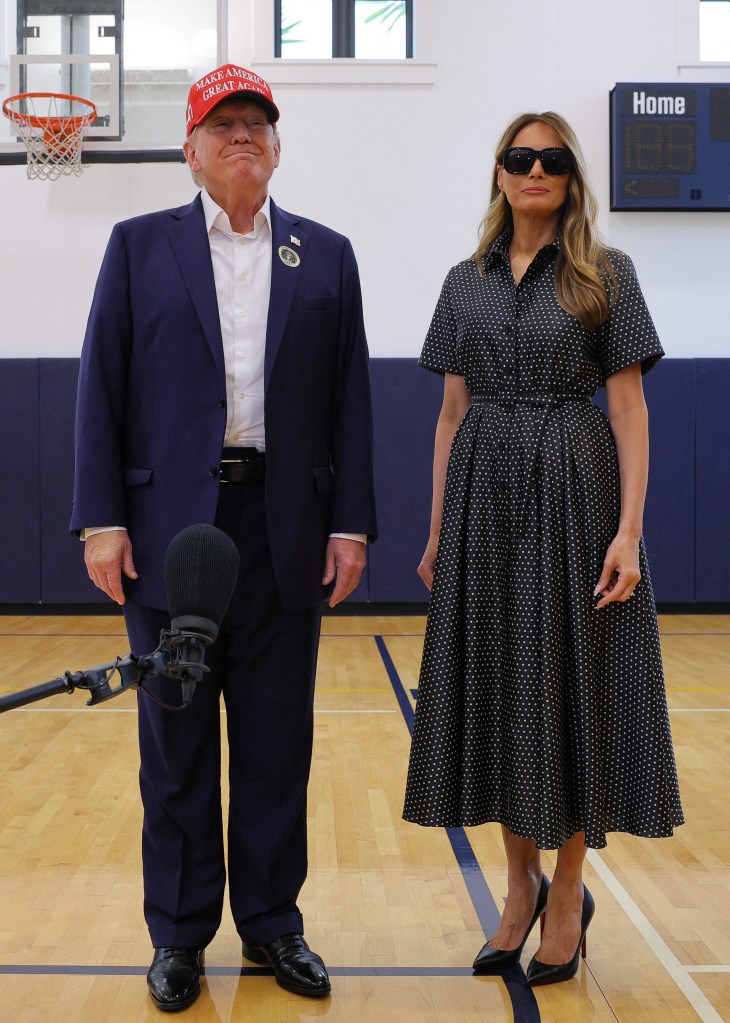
[418,538,440,592]
[594,533,641,608]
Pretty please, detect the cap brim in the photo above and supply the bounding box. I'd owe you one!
[189,92,280,134]
[246,94,280,123]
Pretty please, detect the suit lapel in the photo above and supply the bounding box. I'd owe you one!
[265,201,306,389]
[167,195,225,383]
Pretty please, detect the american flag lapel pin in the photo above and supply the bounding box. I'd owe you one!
[290,235,301,246]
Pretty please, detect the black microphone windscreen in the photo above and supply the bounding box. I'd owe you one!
[164,524,240,630]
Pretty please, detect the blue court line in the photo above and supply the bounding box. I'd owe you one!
[374,634,541,1023]
[373,636,500,938]
[0,965,477,977]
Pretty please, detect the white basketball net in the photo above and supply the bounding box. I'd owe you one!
[3,93,96,181]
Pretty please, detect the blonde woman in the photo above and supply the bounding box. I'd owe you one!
[403,113,683,986]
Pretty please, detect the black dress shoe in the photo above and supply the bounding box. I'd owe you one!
[473,874,550,971]
[242,933,331,997]
[147,947,204,1012]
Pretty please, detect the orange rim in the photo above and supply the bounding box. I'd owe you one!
[2,92,97,130]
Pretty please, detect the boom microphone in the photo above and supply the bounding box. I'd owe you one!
[163,524,240,690]
[0,524,240,713]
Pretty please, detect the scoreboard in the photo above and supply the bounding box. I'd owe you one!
[610,83,730,211]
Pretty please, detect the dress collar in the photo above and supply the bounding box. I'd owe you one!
[483,230,560,270]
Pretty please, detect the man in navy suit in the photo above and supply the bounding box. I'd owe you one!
[72,64,377,1012]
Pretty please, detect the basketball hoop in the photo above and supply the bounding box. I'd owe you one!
[2,92,97,181]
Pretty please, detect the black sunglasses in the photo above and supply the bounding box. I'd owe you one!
[502,147,573,176]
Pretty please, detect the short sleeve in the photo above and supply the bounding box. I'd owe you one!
[595,250,664,380]
[418,268,462,376]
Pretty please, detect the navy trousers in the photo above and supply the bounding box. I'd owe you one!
[123,479,323,949]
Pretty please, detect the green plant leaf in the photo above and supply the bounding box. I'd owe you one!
[363,2,405,32]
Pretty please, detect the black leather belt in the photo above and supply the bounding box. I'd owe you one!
[219,447,265,483]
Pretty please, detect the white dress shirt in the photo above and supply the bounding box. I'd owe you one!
[201,188,269,450]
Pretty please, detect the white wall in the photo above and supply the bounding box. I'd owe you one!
[1,0,728,359]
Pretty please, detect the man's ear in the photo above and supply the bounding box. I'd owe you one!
[183,139,199,172]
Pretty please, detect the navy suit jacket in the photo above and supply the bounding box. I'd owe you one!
[71,194,377,611]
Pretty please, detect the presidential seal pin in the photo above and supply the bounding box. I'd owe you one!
[278,245,300,267]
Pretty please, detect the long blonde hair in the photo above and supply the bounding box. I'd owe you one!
[473,112,616,331]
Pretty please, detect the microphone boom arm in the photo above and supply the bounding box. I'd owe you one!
[0,629,209,714]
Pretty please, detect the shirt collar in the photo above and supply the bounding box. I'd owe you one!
[200,189,272,239]
[483,229,561,270]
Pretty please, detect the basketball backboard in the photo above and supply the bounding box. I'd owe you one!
[1,0,221,153]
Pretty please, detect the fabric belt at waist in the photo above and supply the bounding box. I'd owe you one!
[470,391,589,407]
[467,392,591,533]
[219,448,265,484]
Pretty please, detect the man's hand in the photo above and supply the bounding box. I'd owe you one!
[84,530,138,605]
[322,537,366,608]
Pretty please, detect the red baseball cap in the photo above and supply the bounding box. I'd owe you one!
[186,64,280,136]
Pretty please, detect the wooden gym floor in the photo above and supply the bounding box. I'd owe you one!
[0,612,728,1023]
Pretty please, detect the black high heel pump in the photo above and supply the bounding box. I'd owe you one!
[525,884,595,986]
[473,874,550,971]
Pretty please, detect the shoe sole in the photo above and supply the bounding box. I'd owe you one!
[148,983,201,1012]
[473,957,521,973]
[526,964,579,987]
[273,976,331,998]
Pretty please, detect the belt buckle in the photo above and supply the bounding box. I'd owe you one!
[219,453,264,484]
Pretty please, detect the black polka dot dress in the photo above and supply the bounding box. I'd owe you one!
[403,233,684,849]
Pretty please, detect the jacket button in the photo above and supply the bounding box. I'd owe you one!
[218,397,225,407]
[209,466,219,477]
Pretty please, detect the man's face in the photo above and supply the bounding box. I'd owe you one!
[183,98,280,196]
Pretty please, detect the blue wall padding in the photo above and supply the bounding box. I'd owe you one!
[39,359,105,603]
[0,356,726,605]
[642,359,696,602]
[695,360,730,601]
[0,360,41,602]
[369,359,442,602]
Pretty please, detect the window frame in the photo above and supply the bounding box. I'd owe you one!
[678,0,730,68]
[247,0,435,89]
[274,0,413,60]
